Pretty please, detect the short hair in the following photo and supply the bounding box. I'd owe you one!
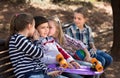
[34,16,48,28]
[74,7,88,18]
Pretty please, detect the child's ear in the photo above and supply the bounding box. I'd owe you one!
[27,24,32,29]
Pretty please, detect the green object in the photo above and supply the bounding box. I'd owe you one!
[74,50,86,60]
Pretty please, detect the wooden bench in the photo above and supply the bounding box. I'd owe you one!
[0,39,15,78]
[0,38,105,78]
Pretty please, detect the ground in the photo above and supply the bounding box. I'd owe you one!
[0,1,120,78]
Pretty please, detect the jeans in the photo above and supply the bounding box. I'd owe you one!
[24,70,49,78]
[95,50,113,69]
[24,70,68,78]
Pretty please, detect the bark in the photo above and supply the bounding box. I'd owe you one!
[111,0,120,61]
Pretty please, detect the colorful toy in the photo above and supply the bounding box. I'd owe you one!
[91,58,103,72]
[48,64,103,75]
[56,54,68,68]
[74,50,103,72]
[74,50,86,60]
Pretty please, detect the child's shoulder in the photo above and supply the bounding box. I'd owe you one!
[63,23,75,28]
[10,34,27,41]
[84,24,91,28]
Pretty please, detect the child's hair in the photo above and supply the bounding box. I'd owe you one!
[48,15,65,45]
[74,7,87,18]
[34,16,48,28]
[10,13,34,35]
[6,13,34,49]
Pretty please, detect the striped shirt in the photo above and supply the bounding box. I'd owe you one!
[9,34,47,78]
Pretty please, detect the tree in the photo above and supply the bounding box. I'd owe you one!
[111,0,120,61]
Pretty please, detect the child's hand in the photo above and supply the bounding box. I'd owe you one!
[47,70,62,77]
[89,48,97,57]
[69,61,80,69]
[33,30,40,40]
[67,62,74,69]
[84,55,92,62]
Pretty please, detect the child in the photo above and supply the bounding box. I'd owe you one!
[48,15,100,78]
[8,13,63,78]
[48,15,92,62]
[34,16,83,78]
[65,7,113,69]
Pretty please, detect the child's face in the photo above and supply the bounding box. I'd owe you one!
[48,21,57,37]
[73,12,86,27]
[36,22,49,37]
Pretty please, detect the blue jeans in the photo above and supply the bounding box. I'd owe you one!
[92,50,113,69]
[24,70,50,78]
[24,70,67,78]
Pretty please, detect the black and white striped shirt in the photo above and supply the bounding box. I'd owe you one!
[9,34,47,78]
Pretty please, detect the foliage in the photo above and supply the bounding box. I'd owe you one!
[1,0,29,4]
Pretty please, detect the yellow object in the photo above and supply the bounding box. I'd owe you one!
[91,58,103,72]
[56,54,68,68]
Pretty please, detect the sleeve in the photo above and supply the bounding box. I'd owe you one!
[56,43,74,63]
[15,36,43,58]
[64,26,72,36]
[65,34,87,50]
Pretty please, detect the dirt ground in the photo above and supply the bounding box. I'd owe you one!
[0,1,120,78]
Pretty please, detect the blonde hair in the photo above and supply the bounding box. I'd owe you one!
[48,15,65,45]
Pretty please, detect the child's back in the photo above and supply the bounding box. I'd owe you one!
[8,13,48,78]
[9,34,47,78]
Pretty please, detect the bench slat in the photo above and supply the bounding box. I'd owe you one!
[0,70,15,78]
[0,50,15,78]
[0,50,9,58]
[0,56,11,65]
[0,63,13,72]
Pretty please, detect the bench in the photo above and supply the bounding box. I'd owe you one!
[0,39,105,78]
[0,39,15,78]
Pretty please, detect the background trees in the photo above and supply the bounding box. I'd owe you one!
[111,0,120,61]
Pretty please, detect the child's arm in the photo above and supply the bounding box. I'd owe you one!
[47,70,62,77]
[65,34,86,50]
[56,44,74,63]
[15,35,43,58]
[56,43,80,69]
[84,48,92,62]
[65,34,92,61]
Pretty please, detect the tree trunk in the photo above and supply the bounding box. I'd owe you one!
[111,0,120,61]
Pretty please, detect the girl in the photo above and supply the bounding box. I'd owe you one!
[8,13,62,78]
[48,15,92,64]
[48,15,100,78]
[65,7,113,69]
[34,16,83,78]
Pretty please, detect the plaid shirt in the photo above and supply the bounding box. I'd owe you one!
[59,34,87,56]
[65,23,94,49]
